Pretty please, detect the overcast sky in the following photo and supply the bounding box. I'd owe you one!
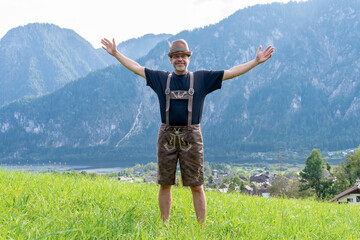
[0,0,307,48]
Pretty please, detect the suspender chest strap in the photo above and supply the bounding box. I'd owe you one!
[165,72,194,127]
[187,72,194,126]
[165,74,171,126]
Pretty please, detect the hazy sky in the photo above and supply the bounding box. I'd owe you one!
[0,0,306,48]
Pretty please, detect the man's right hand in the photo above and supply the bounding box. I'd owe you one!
[101,38,118,56]
[100,37,146,78]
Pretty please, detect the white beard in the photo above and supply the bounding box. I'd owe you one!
[175,65,186,72]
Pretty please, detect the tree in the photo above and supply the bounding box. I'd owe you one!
[208,175,214,184]
[143,162,157,172]
[332,161,352,194]
[204,162,212,177]
[228,182,236,193]
[333,146,360,194]
[299,149,333,200]
[222,176,230,184]
[238,180,245,191]
[286,177,314,199]
[344,146,360,186]
[232,176,242,186]
[269,174,314,199]
[269,175,287,197]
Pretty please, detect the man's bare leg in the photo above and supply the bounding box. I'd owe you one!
[190,185,206,223]
[159,185,172,222]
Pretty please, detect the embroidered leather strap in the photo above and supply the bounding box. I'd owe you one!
[164,72,194,127]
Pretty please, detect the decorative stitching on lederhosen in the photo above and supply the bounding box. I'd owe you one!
[164,72,194,152]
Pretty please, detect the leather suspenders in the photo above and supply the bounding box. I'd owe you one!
[165,72,194,127]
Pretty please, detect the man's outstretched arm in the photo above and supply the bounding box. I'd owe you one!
[222,45,274,81]
[101,38,146,79]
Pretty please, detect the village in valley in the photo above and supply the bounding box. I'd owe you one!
[114,162,278,197]
[3,148,359,204]
[108,147,360,205]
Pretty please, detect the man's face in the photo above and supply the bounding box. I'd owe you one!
[170,54,190,74]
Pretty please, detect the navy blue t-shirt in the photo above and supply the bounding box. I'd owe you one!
[145,68,224,126]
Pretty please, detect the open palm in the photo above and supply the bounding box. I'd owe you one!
[256,45,274,64]
[101,38,117,56]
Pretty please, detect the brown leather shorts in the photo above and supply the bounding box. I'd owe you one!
[157,123,204,187]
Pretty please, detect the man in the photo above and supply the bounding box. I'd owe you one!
[101,38,273,223]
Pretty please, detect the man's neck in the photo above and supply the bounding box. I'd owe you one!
[174,70,188,75]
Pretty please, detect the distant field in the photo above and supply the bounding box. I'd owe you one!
[1,169,359,239]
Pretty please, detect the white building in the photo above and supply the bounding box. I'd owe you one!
[330,180,360,204]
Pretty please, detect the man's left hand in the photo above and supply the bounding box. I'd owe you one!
[256,45,274,64]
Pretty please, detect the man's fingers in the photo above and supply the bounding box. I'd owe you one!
[101,38,112,44]
[263,46,274,59]
[265,46,272,52]
[264,52,272,60]
[101,38,109,46]
[265,49,273,56]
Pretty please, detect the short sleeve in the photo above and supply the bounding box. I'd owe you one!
[201,70,224,94]
[145,68,169,93]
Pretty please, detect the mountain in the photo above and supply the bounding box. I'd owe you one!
[0,23,110,107]
[0,0,359,166]
[0,23,171,108]
[96,33,172,68]
[118,33,172,60]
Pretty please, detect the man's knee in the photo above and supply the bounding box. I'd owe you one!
[160,185,172,192]
[190,185,204,193]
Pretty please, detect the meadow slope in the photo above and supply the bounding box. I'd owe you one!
[1,169,359,239]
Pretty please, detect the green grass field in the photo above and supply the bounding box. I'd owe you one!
[1,169,359,239]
